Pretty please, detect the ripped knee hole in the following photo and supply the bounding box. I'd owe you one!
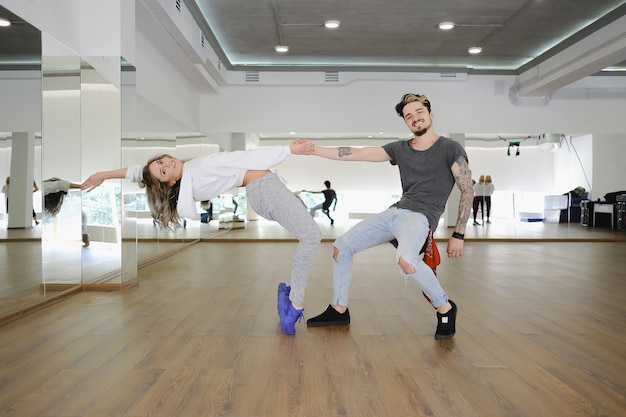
[398,256,416,274]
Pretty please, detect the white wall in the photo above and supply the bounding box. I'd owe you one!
[592,134,626,200]
[554,135,593,194]
[466,146,556,194]
[198,76,626,135]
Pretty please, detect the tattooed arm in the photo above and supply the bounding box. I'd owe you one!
[312,145,391,162]
[446,156,474,257]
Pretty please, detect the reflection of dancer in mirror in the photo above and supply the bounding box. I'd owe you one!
[2,177,40,225]
[472,175,495,225]
[472,175,485,225]
[305,180,337,225]
[303,93,474,340]
[200,200,213,224]
[32,181,40,225]
[43,178,90,247]
[81,140,321,335]
[483,175,495,223]
[1,177,7,219]
[232,195,239,217]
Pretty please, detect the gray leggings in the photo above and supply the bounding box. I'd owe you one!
[246,172,321,304]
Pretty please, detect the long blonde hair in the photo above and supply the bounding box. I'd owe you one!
[141,154,182,230]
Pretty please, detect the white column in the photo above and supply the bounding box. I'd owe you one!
[7,132,36,229]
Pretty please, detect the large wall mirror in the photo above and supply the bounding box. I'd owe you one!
[41,35,128,289]
[0,4,44,319]
[40,33,83,288]
[79,56,125,285]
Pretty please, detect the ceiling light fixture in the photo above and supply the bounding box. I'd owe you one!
[468,46,483,54]
[438,22,455,30]
[273,2,340,54]
[0,18,11,27]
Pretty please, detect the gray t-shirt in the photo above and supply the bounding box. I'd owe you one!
[382,136,468,230]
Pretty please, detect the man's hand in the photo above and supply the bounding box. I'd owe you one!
[290,139,315,155]
[446,238,464,258]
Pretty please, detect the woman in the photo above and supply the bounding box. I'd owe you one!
[483,175,495,223]
[81,140,321,335]
[472,175,485,225]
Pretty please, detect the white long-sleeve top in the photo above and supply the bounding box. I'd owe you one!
[125,146,292,218]
[43,179,71,195]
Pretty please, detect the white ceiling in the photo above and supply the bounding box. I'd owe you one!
[188,0,626,74]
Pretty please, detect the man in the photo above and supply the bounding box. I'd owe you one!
[304,93,473,339]
[306,180,337,225]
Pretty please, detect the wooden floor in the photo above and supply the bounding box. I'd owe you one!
[1,218,625,416]
[1,217,624,320]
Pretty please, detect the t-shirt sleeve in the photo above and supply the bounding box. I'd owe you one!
[446,140,468,167]
[382,142,398,165]
[125,165,144,184]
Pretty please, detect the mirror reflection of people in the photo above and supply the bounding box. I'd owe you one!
[305,180,337,225]
[472,175,495,225]
[2,177,40,225]
[472,175,485,225]
[483,175,495,223]
[32,181,40,225]
[303,93,473,340]
[1,177,8,220]
[232,195,239,218]
[81,140,321,335]
[43,178,90,247]
[200,200,213,224]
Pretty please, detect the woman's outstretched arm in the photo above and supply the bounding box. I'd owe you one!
[81,168,129,192]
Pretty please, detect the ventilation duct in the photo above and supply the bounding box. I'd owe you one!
[325,71,339,83]
[245,71,260,83]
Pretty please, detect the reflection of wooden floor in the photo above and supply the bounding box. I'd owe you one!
[0,236,625,415]
[5,215,626,242]
[1,215,625,322]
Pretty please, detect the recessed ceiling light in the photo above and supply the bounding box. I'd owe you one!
[324,20,341,29]
[438,22,454,30]
[468,46,482,54]
[274,45,289,53]
[0,18,11,27]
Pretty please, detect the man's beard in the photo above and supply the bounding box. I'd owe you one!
[413,126,428,136]
[412,120,430,136]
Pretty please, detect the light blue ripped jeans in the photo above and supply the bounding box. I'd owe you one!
[332,207,448,308]
[246,172,322,305]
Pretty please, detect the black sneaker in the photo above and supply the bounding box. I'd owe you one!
[306,304,350,327]
[435,300,457,340]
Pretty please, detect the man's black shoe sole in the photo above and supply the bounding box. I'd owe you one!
[306,320,350,327]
